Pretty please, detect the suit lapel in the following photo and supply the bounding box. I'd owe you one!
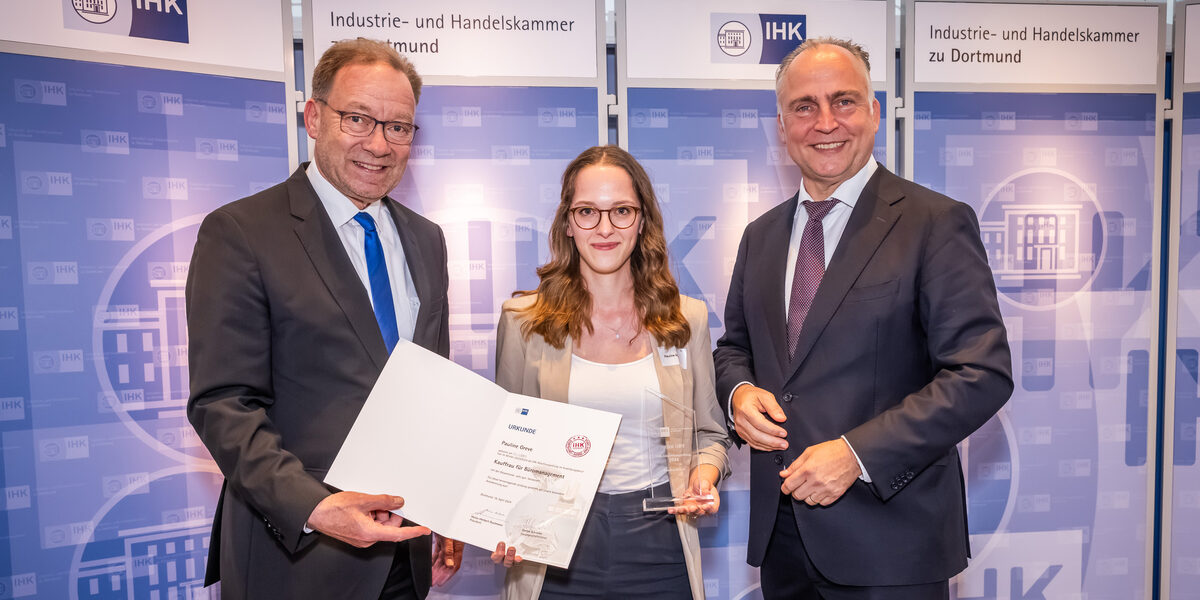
[760,193,799,375]
[786,167,902,382]
[537,335,574,404]
[287,167,391,372]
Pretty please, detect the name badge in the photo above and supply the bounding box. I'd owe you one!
[658,347,688,370]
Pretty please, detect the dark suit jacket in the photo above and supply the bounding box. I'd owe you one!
[714,165,1012,586]
[186,164,449,599]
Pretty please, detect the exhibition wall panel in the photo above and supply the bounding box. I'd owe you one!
[907,2,1165,598]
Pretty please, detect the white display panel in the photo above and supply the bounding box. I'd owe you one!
[309,0,598,79]
[1,0,287,74]
[913,1,1159,86]
[625,0,888,83]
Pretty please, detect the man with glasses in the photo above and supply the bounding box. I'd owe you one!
[187,38,460,599]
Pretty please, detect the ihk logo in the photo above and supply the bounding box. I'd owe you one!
[196,138,238,161]
[0,307,18,331]
[0,397,26,422]
[246,101,287,124]
[66,0,189,44]
[410,145,435,165]
[80,130,130,154]
[14,79,67,106]
[21,171,73,196]
[717,20,751,57]
[72,0,118,24]
[443,106,482,127]
[0,215,11,239]
[138,90,184,115]
[143,176,189,200]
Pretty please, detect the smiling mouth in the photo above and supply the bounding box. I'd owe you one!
[592,242,619,250]
[812,142,846,150]
[353,161,386,171]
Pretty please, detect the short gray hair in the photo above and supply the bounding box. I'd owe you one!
[311,38,423,104]
[774,37,874,110]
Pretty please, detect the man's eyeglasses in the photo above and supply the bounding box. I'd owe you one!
[315,98,419,145]
[569,205,641,230]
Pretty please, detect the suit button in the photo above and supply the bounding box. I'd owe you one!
[773,455,784,465]
[781,393,793,403]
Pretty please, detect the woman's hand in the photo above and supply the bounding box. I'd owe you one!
[669,464,721,516]
[491,541,524,568]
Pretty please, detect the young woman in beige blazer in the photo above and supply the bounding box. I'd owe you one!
[491,146,731,599]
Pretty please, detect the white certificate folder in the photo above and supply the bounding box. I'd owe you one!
[326,339,620,568]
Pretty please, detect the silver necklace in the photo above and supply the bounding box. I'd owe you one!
[601,315,634,340]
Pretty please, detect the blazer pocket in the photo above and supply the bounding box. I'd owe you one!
[844,278,898,303]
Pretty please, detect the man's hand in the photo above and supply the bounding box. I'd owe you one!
[432,534,464,586]
[306,491,430,548]
[779,438,862,506]
[731,385,788,451]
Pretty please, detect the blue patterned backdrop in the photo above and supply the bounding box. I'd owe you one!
[0,52,289,599]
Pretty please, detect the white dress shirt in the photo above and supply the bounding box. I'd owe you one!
[306,162,420,344]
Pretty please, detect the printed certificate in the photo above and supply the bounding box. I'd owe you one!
[326,340,620,568]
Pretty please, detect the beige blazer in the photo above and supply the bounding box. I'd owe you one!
[494,293,731,600]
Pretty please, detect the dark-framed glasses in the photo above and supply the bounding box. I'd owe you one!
[315,98,419,145]
[570,205,641,230]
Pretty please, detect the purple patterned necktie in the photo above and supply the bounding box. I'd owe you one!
[787,199,837,360]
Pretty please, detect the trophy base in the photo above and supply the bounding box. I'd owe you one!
[642,494,715,512]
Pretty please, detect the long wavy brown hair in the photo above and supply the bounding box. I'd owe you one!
[514,145,690,350]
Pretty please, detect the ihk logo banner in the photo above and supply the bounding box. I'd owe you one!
[712,13,806,64]
[137,90,184,115]
[14,79,67,106]
[0,215,11,239]
[28,262,79,285]
[63,0,190,44]
[20,171,72,196]
[87,218,136,241]
[32,350,85,374]
[246,101,287,124]
[81,129,130,154]
[143,176,189,200]
[196,138,238,161]
[443,106,482,127]
[0,307,18,331]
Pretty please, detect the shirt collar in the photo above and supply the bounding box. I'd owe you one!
[306,160,384,226]
[796,159,877,210]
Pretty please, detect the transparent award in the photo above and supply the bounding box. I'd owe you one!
[641,388,715,512]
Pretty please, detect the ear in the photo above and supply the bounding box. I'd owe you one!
[303,99,321,140]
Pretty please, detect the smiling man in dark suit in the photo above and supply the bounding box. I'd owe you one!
[714,37,1013,599]
[186,39,460,599]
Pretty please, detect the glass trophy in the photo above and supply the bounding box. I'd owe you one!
[641,388,715,512]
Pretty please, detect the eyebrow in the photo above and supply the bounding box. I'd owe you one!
[340,102,413,122]
[788,89,865,110]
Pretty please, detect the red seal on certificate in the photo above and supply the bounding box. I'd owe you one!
[565,435,591,457]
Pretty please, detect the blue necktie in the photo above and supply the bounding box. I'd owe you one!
[352,212,400,353]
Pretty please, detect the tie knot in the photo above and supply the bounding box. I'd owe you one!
[353,212,377,233]
[803,200,837,222]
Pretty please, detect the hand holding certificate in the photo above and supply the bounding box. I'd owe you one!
[325,340,620,568]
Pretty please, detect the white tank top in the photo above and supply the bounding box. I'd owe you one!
[567,353,669,494]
